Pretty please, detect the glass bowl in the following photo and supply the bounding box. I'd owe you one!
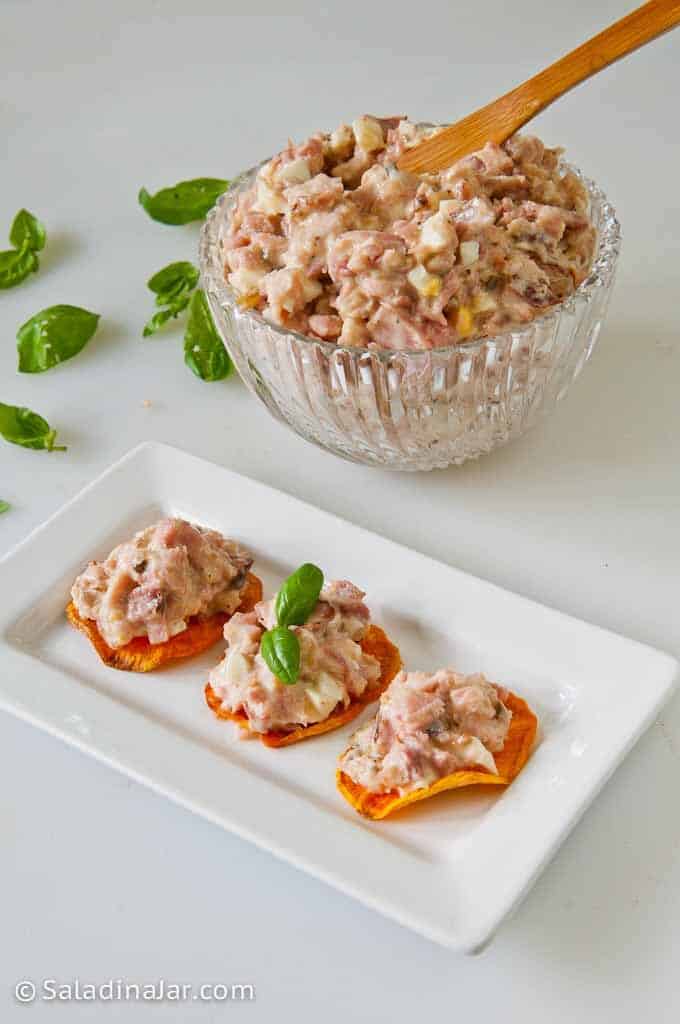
[199,160,620,471]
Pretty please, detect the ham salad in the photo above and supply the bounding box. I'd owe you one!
[71,518,253,649]
[338,668,512,794]
[224,115,596,349]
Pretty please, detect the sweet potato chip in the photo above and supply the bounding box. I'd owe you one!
[205,623,401,747]
[336,690,538,819]
[66,572,263,673]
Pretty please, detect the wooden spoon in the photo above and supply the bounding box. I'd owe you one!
[397,0,680,174]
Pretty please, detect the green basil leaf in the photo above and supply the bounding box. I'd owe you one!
[275,563,324,628]
[17,304,100,374]
[155,280,189,307]
[143,291,191,338]
[260,626,301,685]
[143,262,198,337]
[0,402,65,451]
[183,289,232,381]
[0,246,38,289]
[9,209,46,252]
[138,178,229,225]
[143,308,175,338]
[0,500,9,514]
[147,261,199,299]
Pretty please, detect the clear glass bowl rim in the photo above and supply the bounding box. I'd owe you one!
[200,146,621,361]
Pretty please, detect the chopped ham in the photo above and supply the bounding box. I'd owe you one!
[308,314,342,340]
[285,174,345,218]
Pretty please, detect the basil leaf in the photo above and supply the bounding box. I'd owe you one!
[143,292,191,337]
[0,500,9,514]
[143,262,199,337]
[138,178,229,225]
[0,209,45,288]
[9,209,46,252]
[183,289,232,381]
[147,261,199,299]
[275,563,324,628]
[0,402,65,451]
[260,626,301,685]
[155,280,189,306]
[0,246,38,290]
[17,304,100,374]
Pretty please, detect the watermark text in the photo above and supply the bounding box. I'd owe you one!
[14,978,255,1004]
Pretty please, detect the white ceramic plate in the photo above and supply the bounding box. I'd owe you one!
[0,443,676,953]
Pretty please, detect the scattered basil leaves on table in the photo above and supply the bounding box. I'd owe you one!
[143,261,199,337]
[0,209,45,289]
[183,289,232,381]
[276,563,324,628]
[17,305,100,373]
[138,178,229,225]
[0,247,38,290]
[10,209,46,252]
[4,178,235,463]
[0,402,65,451]
[0,500,9,515]
[260,626,301,687]
[260,563,324,685]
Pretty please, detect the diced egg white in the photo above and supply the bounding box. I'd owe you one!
[457,735,497,774]
[276,158,311,185]
[459,240,480,266]
[438,198,461,217]
[419,212,455,252]
[254,178,287,215]
[305,671,346,716]
[329,123,354,157]
[407,264,442,298]
[472,291,497,313]
[352,115,384,153]
[229,266,267,296]
[224,649,251,687]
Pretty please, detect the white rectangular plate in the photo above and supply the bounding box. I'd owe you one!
[1,443,676,952]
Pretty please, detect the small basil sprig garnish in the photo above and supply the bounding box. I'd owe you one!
[0,210,45,289]
[260,627,301,686]
[276,563,324,627]
[17,304,100,373]
[138,178,229,225]
[0,500,9,514]
[184,289,232,381]
[0,401,65,451]
[260,563,324,685]
[143,261,199,337]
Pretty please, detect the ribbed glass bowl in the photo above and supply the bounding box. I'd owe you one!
[200,162,620,471]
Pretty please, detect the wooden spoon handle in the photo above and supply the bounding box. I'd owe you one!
[520,0,680,114]
[399,0,680,173]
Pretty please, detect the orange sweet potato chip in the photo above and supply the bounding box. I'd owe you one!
[66,572,263,673]
[336,690,538,819]
[204,623,402,747]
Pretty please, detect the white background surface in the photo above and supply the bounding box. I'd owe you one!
[1,0,679,1019]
